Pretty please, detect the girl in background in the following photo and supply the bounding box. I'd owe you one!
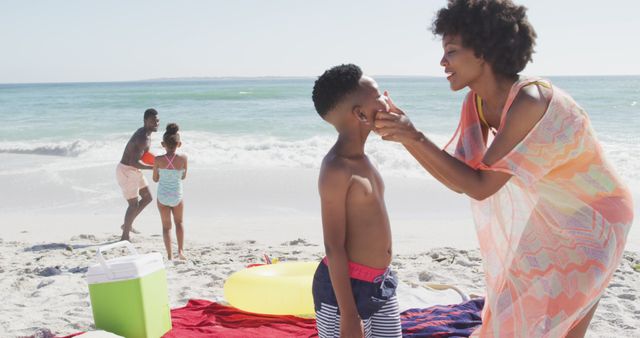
[153,123,188,260]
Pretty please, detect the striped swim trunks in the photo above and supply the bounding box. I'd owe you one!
[312,258,401,338]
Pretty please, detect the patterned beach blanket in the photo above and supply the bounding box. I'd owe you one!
[59,298,485,337]
[401,298,484,337]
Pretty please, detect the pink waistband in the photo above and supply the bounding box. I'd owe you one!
[321,257,388,283]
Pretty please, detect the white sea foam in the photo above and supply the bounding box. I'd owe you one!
[1,130,637,189]
[0,139,92,157]
[157,131,453,179]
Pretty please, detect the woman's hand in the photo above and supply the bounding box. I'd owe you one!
[375,91,422,145]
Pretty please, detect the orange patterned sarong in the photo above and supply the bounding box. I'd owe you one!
[445,77,633,337]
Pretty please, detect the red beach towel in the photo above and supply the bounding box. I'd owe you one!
[163,299,318,338]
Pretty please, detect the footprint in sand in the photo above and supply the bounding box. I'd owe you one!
[36,266,62,277]
[418,271,434,282]
[618,293,637,301]
[68,266,88,274]
[454,256,475,267]
[37,279,55,289]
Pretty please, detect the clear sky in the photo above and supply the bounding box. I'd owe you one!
[1,0,639,83]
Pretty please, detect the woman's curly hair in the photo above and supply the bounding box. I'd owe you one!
[432,0,537,78]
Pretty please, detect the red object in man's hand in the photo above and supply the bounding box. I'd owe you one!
[141,151,155,165]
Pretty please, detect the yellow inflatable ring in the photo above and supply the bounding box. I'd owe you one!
[223,261,317,316]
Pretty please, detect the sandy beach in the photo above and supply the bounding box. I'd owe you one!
[1,233,638,337]
[1,161,638,337]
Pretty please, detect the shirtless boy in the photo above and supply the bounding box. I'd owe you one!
[311,64,401,338]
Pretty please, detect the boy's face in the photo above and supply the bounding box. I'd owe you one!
[352,76,389,129]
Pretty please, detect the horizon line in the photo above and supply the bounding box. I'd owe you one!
[2,73,639,86]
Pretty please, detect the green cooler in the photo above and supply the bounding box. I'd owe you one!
[87,241,172,338]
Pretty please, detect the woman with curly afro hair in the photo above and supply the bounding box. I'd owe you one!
[375,1,633,337]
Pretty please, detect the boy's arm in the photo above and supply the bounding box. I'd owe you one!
[319,162,362,333]
[152,158,159,182]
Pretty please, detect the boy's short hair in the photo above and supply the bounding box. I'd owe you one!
[143,108,158,120]
[312,64,363,118]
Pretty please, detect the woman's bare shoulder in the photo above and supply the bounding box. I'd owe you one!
[483,84,552,165]
[504,83,552,135]
[510,83,552,119]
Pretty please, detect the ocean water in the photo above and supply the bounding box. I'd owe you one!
[0,76,638,186]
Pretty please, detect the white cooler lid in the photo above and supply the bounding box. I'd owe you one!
[87,241,164,284]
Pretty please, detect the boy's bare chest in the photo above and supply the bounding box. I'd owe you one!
[348,168,384,201]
